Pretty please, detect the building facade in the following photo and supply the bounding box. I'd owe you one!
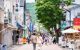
[26,1,37,33]
[2,0,17,47]
[0,0,4,44]
[61,0,80,30]
[0,0,24,47]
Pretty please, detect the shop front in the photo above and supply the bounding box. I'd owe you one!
[61,28,80,50]
[0,24,3,44]
[16,22,24,44]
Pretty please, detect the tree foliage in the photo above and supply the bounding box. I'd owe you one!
[36,0,72,33]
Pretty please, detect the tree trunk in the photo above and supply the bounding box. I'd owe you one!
[54,24,60,43]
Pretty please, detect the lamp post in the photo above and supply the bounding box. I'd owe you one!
[23,0,26,38]
[60,0,72,27]
[64,9,71,26]
[69,10,71,26]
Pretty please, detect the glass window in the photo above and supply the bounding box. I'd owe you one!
[8,10,12,23]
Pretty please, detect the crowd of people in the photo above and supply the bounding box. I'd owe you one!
[27,32,57,50]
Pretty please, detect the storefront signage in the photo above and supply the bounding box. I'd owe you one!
[73,18,80,30]
[73,18,80,25]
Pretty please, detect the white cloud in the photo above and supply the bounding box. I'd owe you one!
[26,0,35,3]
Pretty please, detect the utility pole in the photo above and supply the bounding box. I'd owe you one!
[23,0,26,38]
[69,11,71,26]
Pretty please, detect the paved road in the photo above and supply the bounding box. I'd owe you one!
[9,44,66,50]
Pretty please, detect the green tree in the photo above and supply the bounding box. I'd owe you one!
[36,0,72,36]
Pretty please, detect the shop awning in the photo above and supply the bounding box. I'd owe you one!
[61,28,80,34]
[16,22,23,29]
[7,23,17,30]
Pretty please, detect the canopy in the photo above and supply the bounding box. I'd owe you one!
[16,22,23,29]
[61,28,80,34]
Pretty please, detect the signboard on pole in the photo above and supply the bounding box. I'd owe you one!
[29,22,34,32]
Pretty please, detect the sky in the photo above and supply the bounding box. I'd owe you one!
[26,0,35,3]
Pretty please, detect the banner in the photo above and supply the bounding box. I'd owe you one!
[29,22,34,32]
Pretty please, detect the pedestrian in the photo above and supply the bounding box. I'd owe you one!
[27,35,31,44]
[36,33,43,50]
[30,33,37,50]
[41,34,45,44]
[49,36,52,45]
[16,34,19,44]
[44,36,49,45]
[52,35,56,44]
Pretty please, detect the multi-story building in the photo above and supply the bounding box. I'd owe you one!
[2,0,17,47]
[15,0,24,38]
[0,0,4,44]
[26,0,37,33]
[26,3,36,24]
[61,0,80,30]
[0,0,24,47]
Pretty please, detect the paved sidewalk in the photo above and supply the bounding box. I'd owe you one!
[8,44,67,50]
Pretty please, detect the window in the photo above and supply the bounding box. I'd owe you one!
[77,13,80,17]
[15,4,18,12]
[8,10,12,23]
[20,0,24,7]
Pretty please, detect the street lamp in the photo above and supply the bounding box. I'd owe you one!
[63,9,72,26]
[23,0,26,38]
[60,0,72,26]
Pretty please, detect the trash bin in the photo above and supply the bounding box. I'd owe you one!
[1,44,7,50]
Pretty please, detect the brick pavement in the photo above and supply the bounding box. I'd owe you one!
[8,44,68,50]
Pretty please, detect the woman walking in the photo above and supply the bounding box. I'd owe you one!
[30,33,37,50]
[36,34,43,50]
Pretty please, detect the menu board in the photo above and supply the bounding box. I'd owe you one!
[65,33,80,40]
[66,33,74,39]
[74,33,80,39]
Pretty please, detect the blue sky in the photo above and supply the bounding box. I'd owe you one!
[26,0,35,3]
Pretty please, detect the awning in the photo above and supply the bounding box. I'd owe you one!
[7,23,17,30]
[61,28,80,34]
[16,22,23,29]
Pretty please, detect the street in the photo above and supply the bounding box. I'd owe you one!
[1,0,80,50]
[8,44,66,50]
